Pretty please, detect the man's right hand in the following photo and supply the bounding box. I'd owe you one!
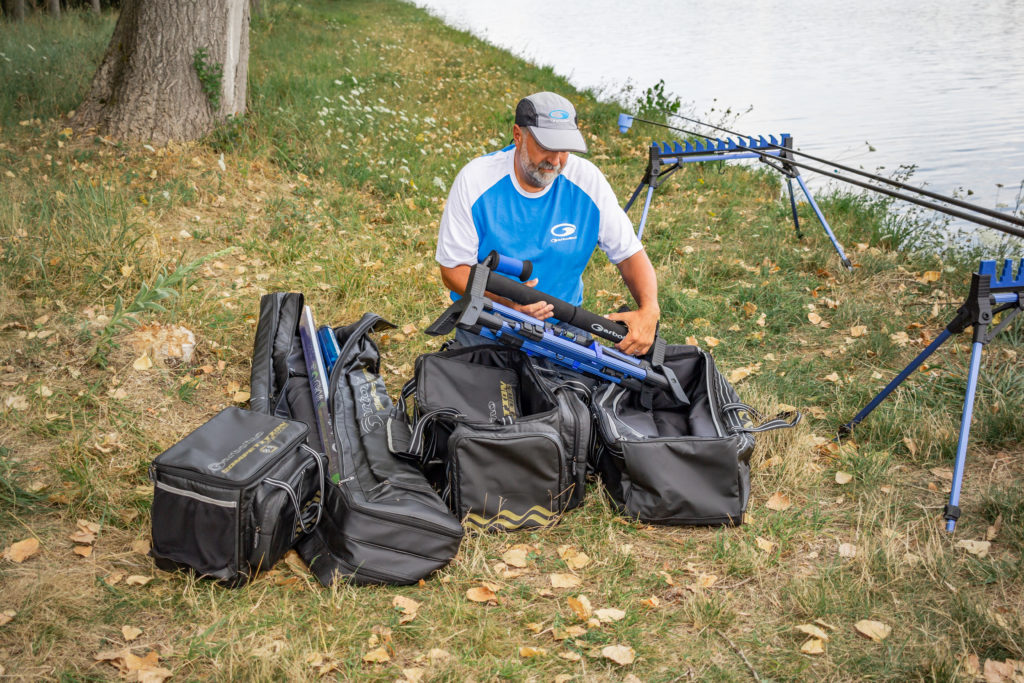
[510,278,554,320]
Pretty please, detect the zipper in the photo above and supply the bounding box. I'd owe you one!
[337,479,463,538]
[702,350,726,437]
[155,480,238,508]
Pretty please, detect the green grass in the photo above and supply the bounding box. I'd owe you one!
[0,0,1021,680]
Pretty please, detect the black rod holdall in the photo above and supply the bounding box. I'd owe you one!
[149,406,325,587]
[387,344,592,533]
[250,294,463,586]
[590,344,800,526]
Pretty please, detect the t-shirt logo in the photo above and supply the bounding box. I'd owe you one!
[550,223,578,243]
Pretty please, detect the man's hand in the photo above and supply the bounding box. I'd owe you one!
[509,278,554,320]
[607,306,659,356]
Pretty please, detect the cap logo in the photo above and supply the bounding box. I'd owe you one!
[548,109,570,120]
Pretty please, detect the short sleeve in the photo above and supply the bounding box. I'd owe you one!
[595,174,642,264]
[435,167,480,268]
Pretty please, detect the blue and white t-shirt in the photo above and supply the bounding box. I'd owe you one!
[436,146,641,306]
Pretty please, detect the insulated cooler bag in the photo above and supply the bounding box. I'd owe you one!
[250,295,464,586]
[591,345,799,526]
[389,345,592,532]
[149,406,325,586]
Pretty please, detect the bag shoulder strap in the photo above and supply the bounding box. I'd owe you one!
[720,402,802,434]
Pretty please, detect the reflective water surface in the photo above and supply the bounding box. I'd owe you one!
[412,0,1024,234]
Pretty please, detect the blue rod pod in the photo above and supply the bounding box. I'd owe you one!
[685,140,695,152]
[674,141,684,154]
[978,259,997,285]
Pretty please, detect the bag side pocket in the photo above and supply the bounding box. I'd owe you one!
[151,476,240,582]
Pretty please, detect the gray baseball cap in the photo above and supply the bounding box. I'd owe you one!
[515,92,588,154]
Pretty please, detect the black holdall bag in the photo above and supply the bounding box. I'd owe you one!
[149,406,325,587]
[590,344,800,526]
[388,345,592,532]
[250,294,464,586]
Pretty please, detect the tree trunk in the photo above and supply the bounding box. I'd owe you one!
[91,0,100,13]
[10,0,25,22]
[74,0,250,144]
[47,0,59,18]
[250,0,261,17]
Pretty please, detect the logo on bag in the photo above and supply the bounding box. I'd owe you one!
[259,444,278,454]
[550,223,577,243]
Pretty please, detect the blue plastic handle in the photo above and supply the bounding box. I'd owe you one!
[483,251,532,281]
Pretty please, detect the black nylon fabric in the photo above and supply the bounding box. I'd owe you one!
[591,345,759,526]
[403,345,591,532]
[294,313,464,586]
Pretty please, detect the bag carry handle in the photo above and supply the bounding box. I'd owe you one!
[264,444,326,535]
[388,407,464,465]
[720,402,802,434]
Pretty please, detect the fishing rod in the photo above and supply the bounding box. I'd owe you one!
[665,112,1024,229]
[620,115,1024,239]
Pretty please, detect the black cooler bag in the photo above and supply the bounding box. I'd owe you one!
[390,345,592,532]
[149,406,324,586]
[591,345,798,526]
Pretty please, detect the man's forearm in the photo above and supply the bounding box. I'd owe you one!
[616,250,660,315]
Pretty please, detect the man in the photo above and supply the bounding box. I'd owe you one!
[435,91,660,356]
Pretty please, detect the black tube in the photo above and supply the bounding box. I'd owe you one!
[483,270,629,343]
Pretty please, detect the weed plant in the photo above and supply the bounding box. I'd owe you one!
[0,1,1021,680]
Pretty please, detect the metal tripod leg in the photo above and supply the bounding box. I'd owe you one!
[794,173,853,270]
[637,184,656,241]
[945,341,984,532]
[786,176,803,239]
[838,329,953,436]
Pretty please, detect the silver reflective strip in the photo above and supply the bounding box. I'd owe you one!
[155,480,237,508]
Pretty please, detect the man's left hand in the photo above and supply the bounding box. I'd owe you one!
[607,306,659,357]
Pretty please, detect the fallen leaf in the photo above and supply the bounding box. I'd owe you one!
[0,610,15,626]
[755,536,776,553]
[233,391,250,403]
[982,658,1020,682]
[567,595,593,620]
[133,353,153,371]
[902,437,918,456]
[839,543,857,559]
[558,651,582,662]
[132,538,151,556]
[550,573,582,589]
[595,608,626,623]
[796,624,830,641]
[890,331,911,346]
[428,648,452,664]
[125,575,153,587]
[823,372,841,383]
[602,644,636,665]
[519,646,547,658]
[987,515,1003,541]
[835,471,854,485]
[3,537,40,563]
[641,596,661,608]
[362,646,390,663]
[72,545,93,557]
[742,301,758,317]
[801,638,825,655]
[557,545,591,569]
[918,270,941,283]
[703,336,720,348]
[553,625,587,640]
[850,325,868,337]
[69,529,96,544]
[392,595,421,624]
[956,539,991,558]
[854,619,891,642]
[685,335,699,346]
[4,394,28,411]
[502,546,529,568]
[122,625,143,641]
[930,467,954,481]
[658,570,675,586]
[37,385,53,398]
[401,667,426,683]
[466,586,497,603]
[808,312,823,326]
[766,492,792,511]
[124,650,160,672]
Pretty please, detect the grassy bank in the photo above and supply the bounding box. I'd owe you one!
[1,1,1022,680]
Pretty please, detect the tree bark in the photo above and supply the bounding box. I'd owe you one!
[74,0,250,144]
[91,0,101,13]
[250,0,261,17]
[11,0,24,22]
[47,0,59,18]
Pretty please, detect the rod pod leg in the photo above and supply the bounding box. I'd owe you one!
[795,173,853,270]
[944,341,985,532]
[786,177,803,239]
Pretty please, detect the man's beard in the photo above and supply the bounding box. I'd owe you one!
[518,153,563,188]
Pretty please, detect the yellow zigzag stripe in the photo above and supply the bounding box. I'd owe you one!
[464,505,559,530]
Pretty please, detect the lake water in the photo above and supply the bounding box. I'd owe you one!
[411,0,1024,242]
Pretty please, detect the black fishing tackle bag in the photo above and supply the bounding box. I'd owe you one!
[149,406,325,587]
[388,345,592,532]
[590,345,799,526]
[250,294,463,586]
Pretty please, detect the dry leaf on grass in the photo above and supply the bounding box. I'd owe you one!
[795,624,830,641]
[428,648,452,664]
[987,515,1003,541]
[755,536,776,553]
[703,336,720,348]
[4,394,29,411]
[362,647,391,663]
[595,608,626,623]
[839,543,858,559]
[0,610,15,626]
[850,325,868,337]
[502,546,529,568]
[641,596,661,608]
[557,545,590,569]
[823,372,841,383]
[132,539,151,556]
[72,545,93,558]
[602,644,636,665]
[466,586,498,604]
[122,625,143,641]
[133,353,153,371]
[835,471,854,485]
[801,638,826,655]
[519,646,547,658]
[567,595,593,620]
[392,595,421,624]
[854,619,891,642]
[559,650,582,662]
[3,537,40,563]
[918,270,941,283]
[550,573,582,589]
[956,539,991,558]
[766,492,792,511]
[401,667,425,683]
[125,575,154,587]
